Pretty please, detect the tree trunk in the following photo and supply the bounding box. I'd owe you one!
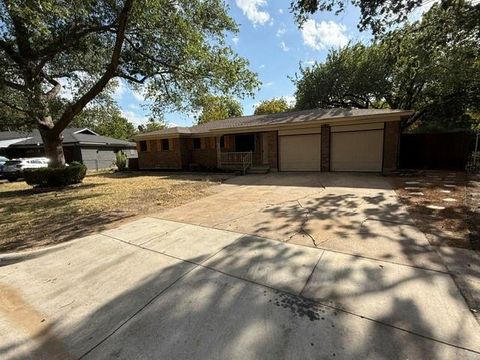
[39,126,65,168]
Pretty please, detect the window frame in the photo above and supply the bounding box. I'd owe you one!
[161,139,170,151]
[193,138,201,150]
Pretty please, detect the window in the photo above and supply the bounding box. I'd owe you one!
[193,138,201,149]
[220,136,225,149]
[139,141,147,152]
[235,134,255,152]
[161,139,170,151]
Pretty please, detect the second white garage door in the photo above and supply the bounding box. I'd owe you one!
[331,130,384,172]
[279,134,321,171]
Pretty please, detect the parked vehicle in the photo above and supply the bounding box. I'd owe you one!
[0,156,8,178]
[3,157,50,182]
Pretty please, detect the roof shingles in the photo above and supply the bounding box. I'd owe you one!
[137,108,412,138]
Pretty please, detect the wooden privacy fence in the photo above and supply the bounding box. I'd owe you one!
[400,131,475,170]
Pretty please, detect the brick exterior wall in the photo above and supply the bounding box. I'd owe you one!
[321,125,331,172]
[179,138,191,169]
[138,138,182,169]
[382,121,401,173]
[189,137,218,169]
[265,131,278,170]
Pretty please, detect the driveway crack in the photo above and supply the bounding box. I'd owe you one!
[296,200,319,248]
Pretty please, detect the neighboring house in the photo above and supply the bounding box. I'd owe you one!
[134,108,413,173]
[1,128,137,170]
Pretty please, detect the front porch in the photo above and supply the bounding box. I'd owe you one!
[215,131,278,173]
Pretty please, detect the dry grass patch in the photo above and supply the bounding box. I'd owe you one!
[0,171,232,253]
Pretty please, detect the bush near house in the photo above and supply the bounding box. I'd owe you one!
[115,151,128,171]
[24,162,87,187]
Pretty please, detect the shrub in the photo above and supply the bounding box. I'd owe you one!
[24,161,87,187]
[115,151,128,171]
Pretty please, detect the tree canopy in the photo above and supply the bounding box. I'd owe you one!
[71,100,136,140]
[196,95,243,124]
[291,0,446,34]
[293,1,480,131]
[137,118,167,133]
[0,0,259,166]
[254,98,291,115]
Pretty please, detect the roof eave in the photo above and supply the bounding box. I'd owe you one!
[208,111,413,135]
[133,110,414,140]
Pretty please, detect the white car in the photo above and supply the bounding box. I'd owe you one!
[3,157,50,182]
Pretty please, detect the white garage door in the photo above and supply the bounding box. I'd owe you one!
[331,130,384,172]
[279,134,321,171]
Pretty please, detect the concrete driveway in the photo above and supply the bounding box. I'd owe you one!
[1,173,479,359]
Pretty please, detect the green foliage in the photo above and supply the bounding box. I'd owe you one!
[292,0,435,34]
[72,99,136,140]
[294,43,391,110]
[137,118,167,133]
[254,98,291,115]
[115,151,128,171]
[293,1,480,130]
[196,95,243,124]
[24,162,87,187]
[0,0,259,165]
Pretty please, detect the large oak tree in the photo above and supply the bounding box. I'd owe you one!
[293,1,480,130]
[196,94,243,124]
[0,0,258,166]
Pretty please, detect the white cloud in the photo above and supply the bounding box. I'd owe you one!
[280,41,289,52]
[113,80,126,100]
[259,64,265,69]
[264,81,274,86]
[232,36,240,45]
[128,103,140,110]
[302,59,316,67]
[283,95,296,107]
[278,8,284,14]
[301,19,348,50]
[409,0,440,21]
[131,90,144,102]
[121,109,148,126]
[276,26,286,37]
[235,0,270,26]
[58,77,74,101]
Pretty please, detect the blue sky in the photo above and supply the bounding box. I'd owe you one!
[114,0,373,128]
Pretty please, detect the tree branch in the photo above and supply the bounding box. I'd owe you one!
[117,72,149,84]
[0,78,27,92]
[402,109,426,130]
[34,23,117,76]
[44,77,62,100]
[53,0,134,136]
[0,39,26,66]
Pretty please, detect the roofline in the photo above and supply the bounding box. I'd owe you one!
[9,142,135,148]
[134,111,413,140]
[73,128,100,136]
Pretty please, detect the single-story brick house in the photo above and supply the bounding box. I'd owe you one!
[1,128,137,170]
[134,108,413,173]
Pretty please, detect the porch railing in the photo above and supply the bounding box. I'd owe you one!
[220,151,252,174]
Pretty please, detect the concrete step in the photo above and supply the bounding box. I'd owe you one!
[248,166,270,174]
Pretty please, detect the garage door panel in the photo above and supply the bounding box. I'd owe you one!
[331,130,383,172]
[280,134,321,171]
